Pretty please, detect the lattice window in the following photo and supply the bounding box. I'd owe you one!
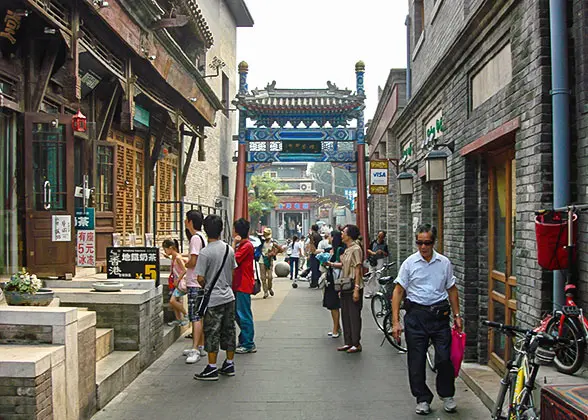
[322,141,335,152]
[156,154,178,237]
[269,141,282,152]
[112,131,144,245]
[249,142,267,152]
[338,141,354,152]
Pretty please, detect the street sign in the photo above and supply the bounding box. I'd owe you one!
[75,207,95,230]
[107,247,160,286]
[369,160,389,194]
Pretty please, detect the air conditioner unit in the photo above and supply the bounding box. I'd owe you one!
[299,182,312,191]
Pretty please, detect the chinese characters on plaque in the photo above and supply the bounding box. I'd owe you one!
[52,215,72,242]
[75,208,95,267]
[107,247,160,286]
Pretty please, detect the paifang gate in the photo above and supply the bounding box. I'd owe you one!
[232,61,369,252]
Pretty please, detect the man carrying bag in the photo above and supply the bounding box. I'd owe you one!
[194,214,237,382]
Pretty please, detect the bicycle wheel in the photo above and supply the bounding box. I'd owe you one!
[426,341,437,372]
[491,370,513,420]
[383,311,408,352]
[546,315,586,375]
[371,293,388,332]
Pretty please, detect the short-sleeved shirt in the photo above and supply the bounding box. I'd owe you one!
[340,242,364,288]
[233,239,254,294]
[185,232,207,288]
[291,241,303,258]
[370,240,389,260]
[394,251,456,306]
[194,240,237,308]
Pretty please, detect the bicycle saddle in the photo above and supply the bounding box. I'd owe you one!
[378,276,394,285]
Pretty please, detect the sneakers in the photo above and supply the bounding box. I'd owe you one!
[219,360,235,376]
[415,402,431,415]
[263,292,269,299]
[235,345,257,354]
[269,289,274,296]
[443,397,457,413]
[194,364,218,381]
[179,318,189,327]
[327,331,341,338]
[167,319,180,327]
[185,350,201,364]
[198,346,207,357]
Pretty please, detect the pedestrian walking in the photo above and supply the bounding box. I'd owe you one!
[232,218,257,354]
[322,230,344,338]
[365,231,389,298]
[328,224,363,353]
[163,239,189,327]
[194,214,237,381]
[288,235,304,280]
[183,210,207,364]
[308,224,322,288]
[391,224,462,415]
[259,228,283,298]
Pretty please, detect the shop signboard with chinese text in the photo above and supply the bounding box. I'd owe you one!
[75,208,95,266]
[107,247,160,286]
[75,207,95,230]
[369,160,389,194]
[52,215,71,242]
[276,202,311,211]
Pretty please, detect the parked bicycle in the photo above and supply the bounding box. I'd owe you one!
[368,262,396,331]
[485,320,570,420]
[534,204,588,374]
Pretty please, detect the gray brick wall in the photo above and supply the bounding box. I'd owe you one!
[0,371,53,420]
[78,326,96,420]
[0,325,53,344]
[379,0,567,363]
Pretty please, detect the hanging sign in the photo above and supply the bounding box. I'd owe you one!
[52,215,72,242]
[75,207,95,230]
[369,160,389,195]
[77,230,95,267]
[107,247,160,285]
[0,10,22,45]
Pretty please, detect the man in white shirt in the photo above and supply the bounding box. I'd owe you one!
[391,224,462,415]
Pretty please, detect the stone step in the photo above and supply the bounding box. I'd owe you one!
[95,328,114,362]
[96,351,140,410]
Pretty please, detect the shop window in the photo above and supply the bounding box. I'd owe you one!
[96,145,114,211]
[221,175,229,197]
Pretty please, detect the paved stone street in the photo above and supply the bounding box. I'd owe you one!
[92,278,490,420]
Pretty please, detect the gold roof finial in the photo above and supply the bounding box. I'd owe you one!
[238,61,249,73]
[355,61,365,72]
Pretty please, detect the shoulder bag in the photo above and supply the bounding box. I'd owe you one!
[196,244,230,317]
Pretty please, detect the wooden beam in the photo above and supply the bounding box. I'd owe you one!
[148,120,168,186]
[97,82,121,141]
[182,133,197,186]
[30,41,60,112]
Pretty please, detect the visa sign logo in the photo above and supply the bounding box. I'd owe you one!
[373,171,387,177]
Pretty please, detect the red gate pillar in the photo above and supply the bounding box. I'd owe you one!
[234,61,249,223]
[355,61,369,257]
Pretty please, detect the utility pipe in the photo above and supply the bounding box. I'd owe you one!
[405,15,412,100]
[549,0,571,309]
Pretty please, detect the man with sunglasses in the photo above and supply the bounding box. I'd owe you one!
[391,224,462,415]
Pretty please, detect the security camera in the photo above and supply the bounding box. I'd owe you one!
[50,119,58,128]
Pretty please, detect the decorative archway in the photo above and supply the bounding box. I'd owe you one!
[233,61,369,253]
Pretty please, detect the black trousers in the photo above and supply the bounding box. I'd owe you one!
[309,255,320,287]
[340,289,363,346]
[404,308,455,404]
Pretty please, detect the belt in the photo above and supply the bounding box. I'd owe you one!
[405,299,449,312]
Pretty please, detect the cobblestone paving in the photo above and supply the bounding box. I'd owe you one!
[92,278,490,420]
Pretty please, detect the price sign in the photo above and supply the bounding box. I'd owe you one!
[106,247,160,286]
[77,230,95,267]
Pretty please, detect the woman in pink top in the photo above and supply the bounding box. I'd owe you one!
[163,239,188,326]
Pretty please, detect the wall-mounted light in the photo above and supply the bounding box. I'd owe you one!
[425,149,449,182]
[93,0,109,7]
[189,97,198,102]
[397,171,414,195]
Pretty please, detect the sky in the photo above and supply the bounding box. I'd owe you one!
[237,0,409,122]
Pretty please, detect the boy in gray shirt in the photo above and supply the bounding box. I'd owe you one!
[194,214,237,381]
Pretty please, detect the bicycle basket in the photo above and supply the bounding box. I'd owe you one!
[535,211,577,270]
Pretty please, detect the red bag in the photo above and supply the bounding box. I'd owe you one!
[450,327,466,378]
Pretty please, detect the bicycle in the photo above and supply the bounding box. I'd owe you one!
[368,262,396,331]
[484,320,570,420]
[534,204,588,374]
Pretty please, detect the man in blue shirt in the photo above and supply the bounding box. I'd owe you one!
[391,224,463,415]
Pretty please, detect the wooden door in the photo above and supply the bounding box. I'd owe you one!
[24,113,75,277]
[488,149,517,370]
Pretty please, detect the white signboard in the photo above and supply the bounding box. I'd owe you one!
[77,230,96,267]
[370,169,388,186]
[52,215,71,242]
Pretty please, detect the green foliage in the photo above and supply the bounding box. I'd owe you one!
[5,268,42,294]
[309,163,356,196]
[248,172,287,218]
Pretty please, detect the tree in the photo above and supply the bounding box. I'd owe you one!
[309,163,357,196]
[248,172,287,231]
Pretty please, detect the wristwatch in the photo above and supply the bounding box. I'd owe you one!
[453,313,461,318]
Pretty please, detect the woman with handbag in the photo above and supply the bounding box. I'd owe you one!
[326,224,364,353]
[323,230,344,338]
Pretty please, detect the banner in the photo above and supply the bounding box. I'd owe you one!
[77,231,95,267]
[369,160,389,194]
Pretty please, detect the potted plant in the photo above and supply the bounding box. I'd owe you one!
[3,268,54,306]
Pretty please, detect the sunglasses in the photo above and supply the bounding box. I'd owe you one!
[415,240,434,246]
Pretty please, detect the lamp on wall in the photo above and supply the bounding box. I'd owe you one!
[425,149,449,182]
[72,110,87,132]
[397,171,415,195]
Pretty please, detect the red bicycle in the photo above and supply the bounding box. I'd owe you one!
[534,204,588,374]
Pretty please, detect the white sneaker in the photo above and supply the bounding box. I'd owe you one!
[167,319,179,327]
[198,347,207,357]
[415,402,431,415]
[443,397,457,413]
[183,348,196,356]
[185,350,201,364]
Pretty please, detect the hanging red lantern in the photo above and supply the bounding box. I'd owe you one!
[72,109,87,132]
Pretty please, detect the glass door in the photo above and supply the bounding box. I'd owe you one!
[24,113,75,277]
[488,150,517,370]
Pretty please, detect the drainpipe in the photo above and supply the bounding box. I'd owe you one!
[405,15,412,100]
[550,0,570,309]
